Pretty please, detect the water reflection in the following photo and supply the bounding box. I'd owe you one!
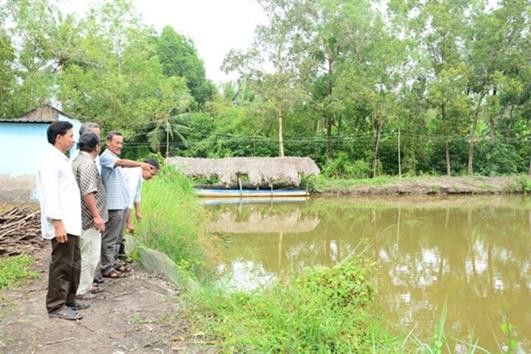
[205,196,530,352]
[207,209,319,234]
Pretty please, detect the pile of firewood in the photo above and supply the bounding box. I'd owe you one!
[0,207,45,257]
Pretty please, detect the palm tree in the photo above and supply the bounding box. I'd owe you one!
[146,113,190,158]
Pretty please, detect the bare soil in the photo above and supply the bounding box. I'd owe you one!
[0,248,216,354]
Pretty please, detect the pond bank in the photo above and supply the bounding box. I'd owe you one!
[311,175,531,195]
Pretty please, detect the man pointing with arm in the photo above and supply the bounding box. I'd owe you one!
[99,131,153,278]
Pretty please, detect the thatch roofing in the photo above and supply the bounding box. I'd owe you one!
[166,156,320,188]
[207,210,320,234]
[0,103,77,124]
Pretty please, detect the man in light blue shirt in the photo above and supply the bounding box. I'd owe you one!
[99,131,153,278]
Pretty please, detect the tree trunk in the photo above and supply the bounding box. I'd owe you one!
[326,116,333,161]
[489,114,497,141]
[445,140,451,176]
[441,103,451,176]
[467,93,485,175]
[372,115,383,178]
[397,127,402,178]
[278,113,285,157]
[326,57,334,161]
[166,129,170,158]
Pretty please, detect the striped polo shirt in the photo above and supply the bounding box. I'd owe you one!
[100,149,129,210]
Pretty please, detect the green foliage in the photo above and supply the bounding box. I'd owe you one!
[499,320,518,353]
[506,176,531,194]
[410,303,449,354]
[475,142,524,176]
[157,26,214,107]
[0,255,38,290]
[0,0,528,175]
[134,167,207,276]
[323,153,371,179]
[189,260,395,352]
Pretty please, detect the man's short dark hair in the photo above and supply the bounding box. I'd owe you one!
[144,158,160,170]
[79,132,100,153]
[79,122,99,136]
[47,121,73,145]
[106,131,122,141]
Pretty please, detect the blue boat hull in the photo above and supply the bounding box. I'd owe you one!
[194,188,309,198]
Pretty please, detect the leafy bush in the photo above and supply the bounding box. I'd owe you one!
[323,153,371,179]
[189,260,394,352]
[475,142,525,175]
[506,176,531,193]
[294,260,375,309]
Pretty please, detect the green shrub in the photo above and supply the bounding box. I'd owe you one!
[475,142,525,176]
[323,153,371,179]
[295,261,375,309]
[189,260,394,352]
[507,176,531,193]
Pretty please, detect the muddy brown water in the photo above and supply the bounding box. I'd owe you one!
[204,195,530,353]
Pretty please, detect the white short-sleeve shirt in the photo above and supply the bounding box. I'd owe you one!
[122,167,143,209]
[36,145,82,239]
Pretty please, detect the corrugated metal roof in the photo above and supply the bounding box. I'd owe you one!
[0,104,78,123]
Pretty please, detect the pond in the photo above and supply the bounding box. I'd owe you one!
[204,195,530,353]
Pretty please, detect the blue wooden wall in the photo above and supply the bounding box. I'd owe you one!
[0,116,80,177]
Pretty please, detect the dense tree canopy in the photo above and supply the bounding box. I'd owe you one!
[0,0,528,176]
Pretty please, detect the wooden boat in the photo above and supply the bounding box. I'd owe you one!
[199,197,309,205]
[194,188,309,198]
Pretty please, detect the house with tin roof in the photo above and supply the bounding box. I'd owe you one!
[0,103,81,177]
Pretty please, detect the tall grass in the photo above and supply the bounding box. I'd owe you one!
[134,167,208,276]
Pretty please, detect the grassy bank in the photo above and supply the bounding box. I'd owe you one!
[134,171,495,352]
[307,175,531,195]
[0,255,38,290]
[134,168,210,276]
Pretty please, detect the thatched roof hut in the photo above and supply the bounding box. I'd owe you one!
[166,157,320,188]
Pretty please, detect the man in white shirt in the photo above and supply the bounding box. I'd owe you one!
[37,121,88,321]
[121,158,159,245]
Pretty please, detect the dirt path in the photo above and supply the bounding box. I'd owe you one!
[0,248,215,353]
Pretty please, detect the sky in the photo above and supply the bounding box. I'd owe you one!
[58,0,267,83]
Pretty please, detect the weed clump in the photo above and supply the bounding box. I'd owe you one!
[189,260,393,352]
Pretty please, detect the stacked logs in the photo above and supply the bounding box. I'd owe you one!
[0,207,44,257]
